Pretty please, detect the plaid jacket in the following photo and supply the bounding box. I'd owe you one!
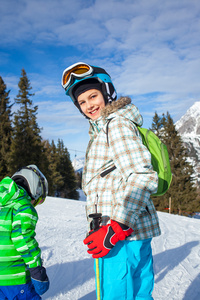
[82,97,161,240]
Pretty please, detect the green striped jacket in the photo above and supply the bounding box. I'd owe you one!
[0,177,42,286]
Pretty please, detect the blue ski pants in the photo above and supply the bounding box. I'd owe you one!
[0,282,41,300]
[94,238,154,300]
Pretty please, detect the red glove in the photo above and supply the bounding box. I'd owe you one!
[83,220,133,258]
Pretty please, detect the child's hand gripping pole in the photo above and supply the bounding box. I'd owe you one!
[89,213,102,231]
[88,212,102,300]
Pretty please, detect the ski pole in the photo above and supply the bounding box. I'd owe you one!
[89,212,102,300]
[95,257,101,300]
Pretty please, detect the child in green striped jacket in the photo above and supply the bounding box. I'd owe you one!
[0,165,49,300]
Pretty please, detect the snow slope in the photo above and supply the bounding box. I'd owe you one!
[36,197,200,300]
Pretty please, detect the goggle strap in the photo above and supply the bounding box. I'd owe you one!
[105,82,110,94]
[112,91,117,99]
[105,82,117,102]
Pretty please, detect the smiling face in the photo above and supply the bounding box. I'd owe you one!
[77,89,105,120]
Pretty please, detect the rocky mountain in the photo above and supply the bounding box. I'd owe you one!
[175,101,200,186]
[72,156,85,173]
[176,102,200,136]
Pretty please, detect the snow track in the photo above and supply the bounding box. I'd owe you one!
[36,197,200,300]
[152,212,200,300]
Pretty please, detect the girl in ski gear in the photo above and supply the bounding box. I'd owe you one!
[62,62,161,300]
[0,165,49,299]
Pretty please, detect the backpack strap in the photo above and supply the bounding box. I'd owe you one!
[103,118,117,177]
[106,118,114,146]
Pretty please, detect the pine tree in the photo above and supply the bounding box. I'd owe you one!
[0,76,13,179]
[44,140,63,196]
[44,139,79,199]
[56,139,79,200]
[9,69,44,174]
[151,112,199,216]
[76,171,82,189]
[151,112,163,138]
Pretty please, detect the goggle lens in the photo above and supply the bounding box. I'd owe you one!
[34,195,46,207]
[62,63,93,90]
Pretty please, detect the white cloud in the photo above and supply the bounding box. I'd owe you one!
[1,0,200,154]
[35,99,89,151]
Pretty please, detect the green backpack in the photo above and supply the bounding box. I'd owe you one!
[137,126,172,196]
[106,120,172,196]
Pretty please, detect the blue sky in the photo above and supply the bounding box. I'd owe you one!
[0,0,200,160]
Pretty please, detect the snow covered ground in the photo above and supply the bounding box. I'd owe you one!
[36,196,200,300]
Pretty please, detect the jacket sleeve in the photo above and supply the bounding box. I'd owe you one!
[11,204,42,268]
[107,117,158,227]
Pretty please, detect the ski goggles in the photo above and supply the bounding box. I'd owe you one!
[32,178,46,207]
[26,166,47,207]
[62,62,93,90]
[33,194,46,207]
[33,176,47,207]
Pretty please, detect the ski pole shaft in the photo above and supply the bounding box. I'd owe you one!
[96,258,101,300]
[89,211,102,300]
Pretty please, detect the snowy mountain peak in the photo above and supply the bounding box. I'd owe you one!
[72,157,85,172]
[176,101,200,136]
[175,101,200,183]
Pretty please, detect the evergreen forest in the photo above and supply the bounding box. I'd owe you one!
[0,70,79,200]
[150,112,199,216]
[1,70,199,214]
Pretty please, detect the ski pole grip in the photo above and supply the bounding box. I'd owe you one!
[89,213,102,231]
